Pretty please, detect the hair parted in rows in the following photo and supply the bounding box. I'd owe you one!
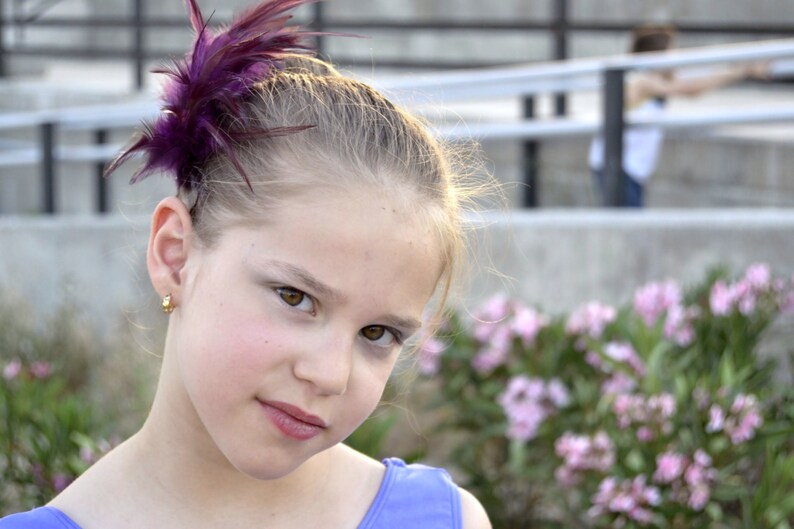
[105,0,489,309]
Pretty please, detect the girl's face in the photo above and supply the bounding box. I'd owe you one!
[167,187,442,480]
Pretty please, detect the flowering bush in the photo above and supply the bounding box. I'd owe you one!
[417,263,794,528]
[0,299,151,514]
[0,359,118,507]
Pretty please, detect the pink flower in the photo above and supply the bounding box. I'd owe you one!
[29,361,52,379]
[744,262,771,290]
[555,431,615,484]
[709,393,765,444]
[636,426,654,442]
[629,507,654,524]
[585,350,605,370]
[601,372,637,396]
[663,305,698,347]
[603,342,646,376]
[546,378,570,408]
[730,393,757,414]
[613,393,676,439]
[729,407,763,444]
[2,359,22,381]
[504,401,547,442]
[80,446,95,464]
[633,280,682,327]
[51,473,72,493]
[706,405,725,432]
[590,475,660,526]
[471,346,507,374]
[476,293,512,323]
[554,465,579,487]
[499,375,544,409]
[603,342,632,362]
[688,485,710,511]
[472,295,513,343]
[500,376,569,442]
[654,451,686,483]
[709,280,734,316]
[693,449,712,468]
[734,280,757,315]
[566,302,616,340]
[471,324,512,373]
[684,460,716,511]
[510,306,548,346]
[417,337,446,376]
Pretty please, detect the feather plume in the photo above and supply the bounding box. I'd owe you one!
[104,0,321,191]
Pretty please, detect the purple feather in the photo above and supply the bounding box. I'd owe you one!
[105,0,321,191]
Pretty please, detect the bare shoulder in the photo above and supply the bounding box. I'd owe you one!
[330,443,387,493]
[627,72,669,106]
[458,486,492,529]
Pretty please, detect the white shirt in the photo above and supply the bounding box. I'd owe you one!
[588,98,666,183]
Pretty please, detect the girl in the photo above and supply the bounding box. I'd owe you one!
[0,1,491,527]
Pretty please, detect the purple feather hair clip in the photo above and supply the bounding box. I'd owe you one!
[104,0,320,191]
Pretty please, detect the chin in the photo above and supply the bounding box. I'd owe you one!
[226,446,320,481]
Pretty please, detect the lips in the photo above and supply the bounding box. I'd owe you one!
[257,399,327,441]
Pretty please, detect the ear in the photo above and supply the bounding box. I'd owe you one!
[147,196,195,302]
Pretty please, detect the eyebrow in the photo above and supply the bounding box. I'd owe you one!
[265,259,345,302]
[264,259,423,332]
[381,315,423,335]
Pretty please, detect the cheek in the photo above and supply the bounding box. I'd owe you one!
[349,359,396,419]
[179,303,290,401]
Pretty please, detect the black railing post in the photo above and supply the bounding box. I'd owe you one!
[0,0,7,78]
[553,0,568,116]
[312,2,326,59]
[95,129,109,213]
[40,122,56,214]
[133,0,144,90]
[522,96,538,208]
[602,67,626,207]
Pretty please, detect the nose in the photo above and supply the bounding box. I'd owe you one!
[292,328,354,396]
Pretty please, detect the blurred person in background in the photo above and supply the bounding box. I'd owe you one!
[589,24,770,207]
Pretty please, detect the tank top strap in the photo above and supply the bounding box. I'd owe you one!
[0,506,82,529]
[358,458,462,529]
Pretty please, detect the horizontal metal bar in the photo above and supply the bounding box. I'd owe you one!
[3,17,794,35]
[8,45,151,59]
[0,142,126,166]
[376,37,794,102]
[0,101,158,130]
[3,45,506,70]
[2,103,793,166]
[435,103,794,141]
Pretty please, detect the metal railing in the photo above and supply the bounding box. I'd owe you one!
[373,38,794,206]
[2,0,794,91]
[2,38,794,212]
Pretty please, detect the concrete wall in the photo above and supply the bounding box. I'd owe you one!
[2,210,794,333]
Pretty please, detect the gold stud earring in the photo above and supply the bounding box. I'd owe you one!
[161,293,176,314]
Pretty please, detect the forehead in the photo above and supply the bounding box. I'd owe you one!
[207,187,444,309]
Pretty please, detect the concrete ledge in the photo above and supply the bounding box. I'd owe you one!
[467,209,794,312]
[2,210,793,331]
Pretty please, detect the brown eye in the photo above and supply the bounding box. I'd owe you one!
[361,325,401,348]
[275,287,315,314]
[362,325,386,341]
[278,287,304,306]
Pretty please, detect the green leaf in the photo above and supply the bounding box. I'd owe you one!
[625,448,646,473]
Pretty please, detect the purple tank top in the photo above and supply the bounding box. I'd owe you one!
[0,458,462,528]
